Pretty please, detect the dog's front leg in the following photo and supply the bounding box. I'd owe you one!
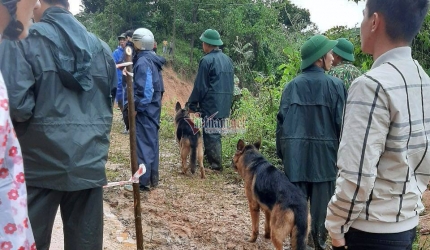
[263,210,271,239]
[248,200,260,242]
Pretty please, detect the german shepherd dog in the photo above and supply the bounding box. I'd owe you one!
[174,102,205,178]
[232,139,310,250]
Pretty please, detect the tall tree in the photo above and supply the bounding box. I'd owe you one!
[82,0,107,13]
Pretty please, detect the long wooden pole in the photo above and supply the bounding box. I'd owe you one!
[124,45,144,250]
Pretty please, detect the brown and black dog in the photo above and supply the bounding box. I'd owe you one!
[232,139,310,250]
[174,102,205,178]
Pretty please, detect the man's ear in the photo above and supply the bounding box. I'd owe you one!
[371,12,381,33]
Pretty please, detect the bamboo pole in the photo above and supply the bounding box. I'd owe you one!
[124,45,144,250]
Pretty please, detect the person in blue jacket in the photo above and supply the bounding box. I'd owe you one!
[124,28,166,192]
[112,33,126,110]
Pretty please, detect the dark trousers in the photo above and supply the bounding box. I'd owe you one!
[294,181,335,250]
[26,186,103,250]
[344,227,416,250]
[202,130,222,170]
[136,113,159,187]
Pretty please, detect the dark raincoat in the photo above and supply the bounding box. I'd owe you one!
[124,50,165,187]
[276,65,346,250]
[187,49,234,118]
[276,65,347,183]
[186,49,234,170]
[0,7,117,191]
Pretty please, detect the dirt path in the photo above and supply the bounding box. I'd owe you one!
[100,67,430,250]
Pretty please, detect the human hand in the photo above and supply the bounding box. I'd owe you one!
[332,238,346,249]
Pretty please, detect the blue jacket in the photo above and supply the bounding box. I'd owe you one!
[112,46,124,103]
[124,51,165,124]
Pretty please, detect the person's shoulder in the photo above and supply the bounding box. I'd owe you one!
[326,73,343,84]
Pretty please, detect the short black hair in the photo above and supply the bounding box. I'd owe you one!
[367,0,429,43]
[125,29,134,38]
[43,0,69,9]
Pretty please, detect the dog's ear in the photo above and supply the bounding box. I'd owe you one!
[175,102,181,112]
[237,139,245,151]
[253,140,261,150]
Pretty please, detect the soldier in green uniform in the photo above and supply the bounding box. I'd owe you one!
[186,29,234,171]
[276,34,347,250]
[328,38,362,90]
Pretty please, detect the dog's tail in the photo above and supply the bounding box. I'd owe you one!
[291,205,310,250]
[189,134,198,174]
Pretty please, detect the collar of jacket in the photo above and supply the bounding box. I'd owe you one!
[207,48,221,55]
[372,46,412,69]
[302,64,325,73]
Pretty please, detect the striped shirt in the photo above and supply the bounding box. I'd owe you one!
[325,47,430,240]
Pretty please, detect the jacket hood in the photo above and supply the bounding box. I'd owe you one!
[30,7,101,92]
[141,50,166,71]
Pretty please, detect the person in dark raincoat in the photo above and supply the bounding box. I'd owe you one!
[186,29,234,171]
[0,0,41,249]
[123,28,165,192]
[276,34,347,250]
[0,1,117,249]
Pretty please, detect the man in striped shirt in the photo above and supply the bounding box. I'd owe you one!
[325,0,430,249]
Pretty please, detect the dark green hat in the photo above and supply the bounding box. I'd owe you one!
[300,34,338,70]
[200,29,223,46]
[118,33,126,40]
[333,38,355,62]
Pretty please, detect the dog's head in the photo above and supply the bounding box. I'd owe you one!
[232,139,261,176]
[174,102,189,124]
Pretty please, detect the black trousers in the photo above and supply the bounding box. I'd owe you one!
[27,186,104,250]
[344,227,416,250]
[294,181,335,250]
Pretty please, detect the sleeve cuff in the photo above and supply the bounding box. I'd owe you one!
[329,232,345,240]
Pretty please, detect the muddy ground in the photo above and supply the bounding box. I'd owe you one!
[101,67,430,250]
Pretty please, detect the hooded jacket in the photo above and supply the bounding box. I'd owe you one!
[187,49,234,119]
[124,50,165,126]
[0,7,117,191]
[276,65,347,182]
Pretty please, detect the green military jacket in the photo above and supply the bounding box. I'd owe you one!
[328,61,362,89]
[0,7,117,191]
[276,65,347,182]
[187,49,234,119]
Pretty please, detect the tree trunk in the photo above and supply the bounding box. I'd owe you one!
[189,3,199,64]
[171,0,177,65]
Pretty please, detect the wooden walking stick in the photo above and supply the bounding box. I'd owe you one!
[124,45,144,250]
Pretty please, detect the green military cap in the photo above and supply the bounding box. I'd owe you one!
[300,34,338,70]
[200,29,223,46]
[333,38,355,62]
